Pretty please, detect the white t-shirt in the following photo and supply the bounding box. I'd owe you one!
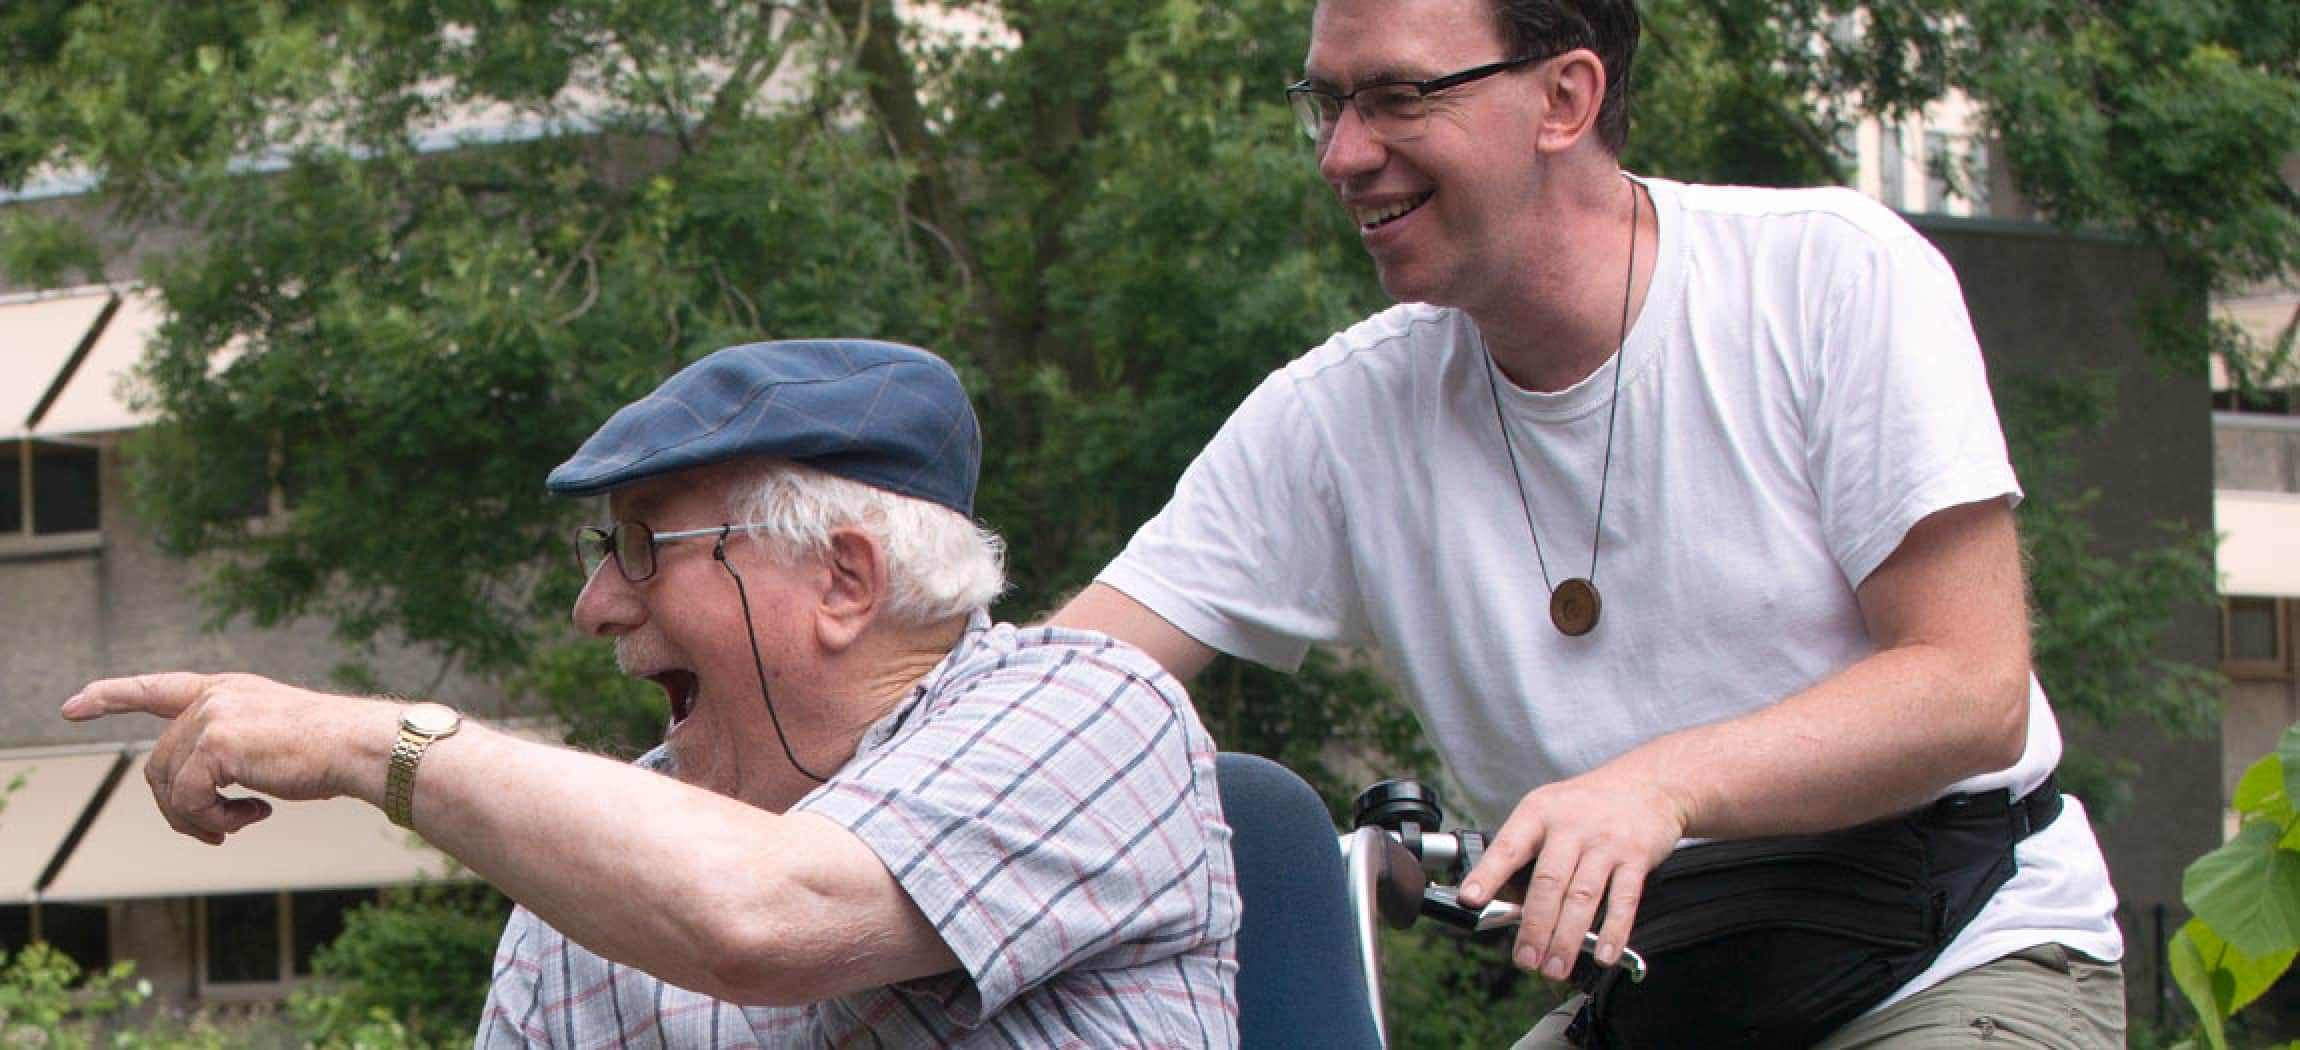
[1099,176,2121,1007]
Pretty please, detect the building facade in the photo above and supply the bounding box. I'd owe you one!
[1,284,518,1011]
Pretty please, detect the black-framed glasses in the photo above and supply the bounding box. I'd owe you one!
[575,522,772,583]
[1285,49,1570,144]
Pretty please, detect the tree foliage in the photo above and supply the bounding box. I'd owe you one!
[0,0,2284,845]
[301,881,512,1048]
[3,0,2287,1037]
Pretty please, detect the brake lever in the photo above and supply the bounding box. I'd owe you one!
[1420,886,1648,983]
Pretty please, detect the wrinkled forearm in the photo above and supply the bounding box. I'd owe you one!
[403,726,952,1004]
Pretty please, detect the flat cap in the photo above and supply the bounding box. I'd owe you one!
[547,339,981,517]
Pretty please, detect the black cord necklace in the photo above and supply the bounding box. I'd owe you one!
[1483,178,1640,637]
[714,530,831,783]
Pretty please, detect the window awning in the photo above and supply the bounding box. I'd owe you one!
[2219,490,2300,599]
[36,750,460,902]
[0,748,130,906]
[0,291,114,440]
[33,290,162,438]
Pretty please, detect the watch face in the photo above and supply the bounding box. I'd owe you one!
[402,702,460,735]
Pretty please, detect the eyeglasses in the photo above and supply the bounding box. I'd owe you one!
[1284,46,1578,144]
[575,522,772,583]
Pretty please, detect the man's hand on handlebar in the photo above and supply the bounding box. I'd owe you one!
[1456,766,1687,982]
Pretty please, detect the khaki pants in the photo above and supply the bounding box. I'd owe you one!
[1510,944,2125,1049]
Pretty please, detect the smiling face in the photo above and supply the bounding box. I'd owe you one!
[1306,0,1555,315]
[570,462,833,810]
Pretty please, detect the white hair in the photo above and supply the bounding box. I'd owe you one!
[723,459,1006,626]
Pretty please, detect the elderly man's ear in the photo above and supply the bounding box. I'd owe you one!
[814,525,887,651]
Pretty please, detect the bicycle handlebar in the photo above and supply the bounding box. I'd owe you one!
[1340,781,1649,985]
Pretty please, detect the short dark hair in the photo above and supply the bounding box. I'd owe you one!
[1490,0,1639,154]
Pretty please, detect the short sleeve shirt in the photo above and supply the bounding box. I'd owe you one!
[477,614,1241,1048]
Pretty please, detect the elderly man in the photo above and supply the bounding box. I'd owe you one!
[1054,0,2121,1046]
[64,339,1240,1047]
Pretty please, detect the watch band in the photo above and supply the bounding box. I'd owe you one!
[384,703,460,829]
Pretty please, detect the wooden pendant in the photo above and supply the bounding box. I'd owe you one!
[1551,578,1601,636]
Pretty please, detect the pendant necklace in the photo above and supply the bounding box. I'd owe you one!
[1482,179,1640,637]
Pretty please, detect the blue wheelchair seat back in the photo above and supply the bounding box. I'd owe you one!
[1217,752,1384,1050]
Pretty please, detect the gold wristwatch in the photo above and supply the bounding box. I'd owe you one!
[384,702,462,829]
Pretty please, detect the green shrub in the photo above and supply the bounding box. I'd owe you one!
[297,881,510,1048]
[0,943,145,1048]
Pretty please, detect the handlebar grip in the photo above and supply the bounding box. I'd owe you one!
[1417,876,1650,982]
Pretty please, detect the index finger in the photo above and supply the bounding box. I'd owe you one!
[1461,812,1545,908]
[62,672,218,722]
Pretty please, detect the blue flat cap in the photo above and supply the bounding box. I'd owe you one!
[547,339,981,517]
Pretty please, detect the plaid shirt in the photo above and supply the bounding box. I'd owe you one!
[476,615,1240,1048]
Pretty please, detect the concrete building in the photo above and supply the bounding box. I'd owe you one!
[2212,267,2300,825]
[0,284,515,1009]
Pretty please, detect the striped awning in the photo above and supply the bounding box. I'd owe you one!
[35,749,458,902]
[0,747,130,905]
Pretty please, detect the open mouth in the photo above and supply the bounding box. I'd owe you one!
[1353,192,1432,231]
[649,670,701,724]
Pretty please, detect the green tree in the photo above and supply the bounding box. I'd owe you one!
[3,0,2278,783]
[2,0,2278,787]
[1,0,2289,1033]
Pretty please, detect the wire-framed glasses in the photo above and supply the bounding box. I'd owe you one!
[1284,47,1578,144]
[575,522,772,582]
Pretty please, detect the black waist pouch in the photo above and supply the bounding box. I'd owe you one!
[1567,776,2062,1050]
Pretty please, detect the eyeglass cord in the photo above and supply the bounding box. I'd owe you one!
[715,530,832,783]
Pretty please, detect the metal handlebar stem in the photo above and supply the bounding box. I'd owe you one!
[1341,826,1394,1048]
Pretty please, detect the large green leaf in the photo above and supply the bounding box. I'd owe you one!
[2185,819,2300,959]
[2178,916,2298,1027]
[2281,722,2300,849]
[2169,922,2233,1050]
[2234,743,2292,828]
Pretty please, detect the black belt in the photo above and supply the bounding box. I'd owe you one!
[1930,770,2062,842]
[2015,772,2064,838]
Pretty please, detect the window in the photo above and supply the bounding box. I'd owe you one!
[1879,124,1906,210]
[1,440,101,538]
[0,905,27,956]
[0,453,15,534]
[1924,131,1955,214]
[1832,123,1860,180]
[39,903,109,971]
[291,889,362,975]
[200,889,373,996]
[203,893,279,985]
[1965,141,1991,213]
[0,902,111,970]
[2223,597,2290,678]
[1922,132,1993,217]
[2213,386,2297,415]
